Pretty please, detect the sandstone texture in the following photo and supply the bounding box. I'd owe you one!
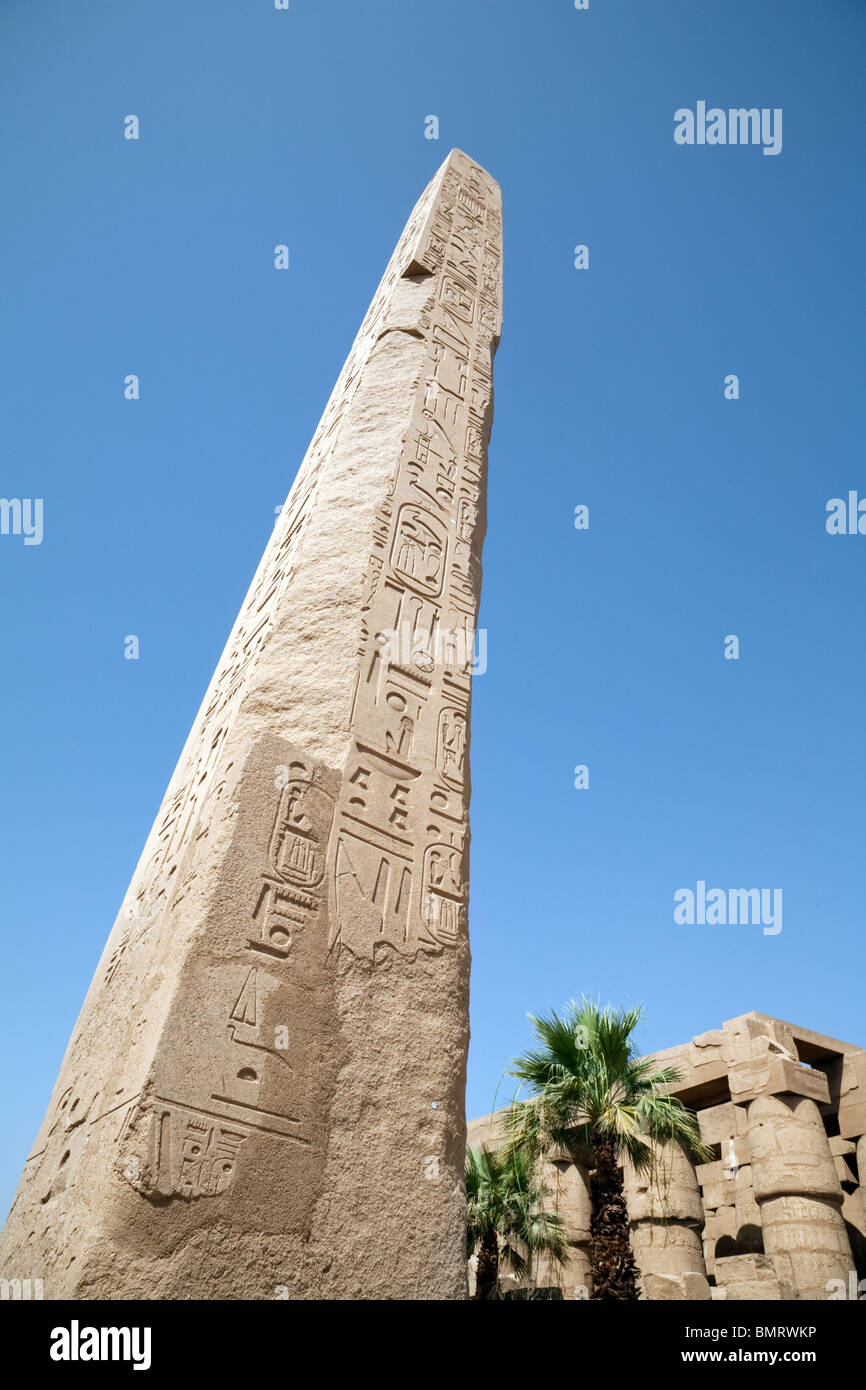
[0,149,502,1300]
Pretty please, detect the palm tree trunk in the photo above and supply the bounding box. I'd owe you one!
[589,1135,639,1300]
[475,1229,500,1300]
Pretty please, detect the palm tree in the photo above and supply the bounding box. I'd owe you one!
[506,998,711,1301]
[465,1143,568,1299]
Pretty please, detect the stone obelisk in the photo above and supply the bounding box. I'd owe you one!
[0,150,501,1300]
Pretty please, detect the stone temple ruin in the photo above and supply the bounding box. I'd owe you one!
[468,1012,866,1300]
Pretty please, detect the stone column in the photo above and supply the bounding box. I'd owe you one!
[747,1094,854,1300]
[535,1158,592,1298]
[0,150,502,1300]
[624,1139,710,1299]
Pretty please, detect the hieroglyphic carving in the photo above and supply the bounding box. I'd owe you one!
[438,707,467,789]
[249,765,335,960]
[391,504,448,597]
[117,754,331,1201]
[328,151,501,964]
[421,841,468,947]
[208,753,335,1149]
[119,1099,250,1200]
[116,156,478,946]
[24,1080,101,1204]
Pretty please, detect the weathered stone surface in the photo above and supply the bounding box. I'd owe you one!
[748,1095,845,1203]
[713,1253,776,1285]
[698,1161,755,1221]
[716,1278,798,1301]
[734,1175,764,1251]
[729,1056,830,1107]
[624,1139,709,1295]
[747,1095,853,1300]
[541,1156,591,1242]
[643,1271,711,1301]
[466,1110,506,1153]
[760,1195,853,1300]
[624,1140,705,1226]
[535,1156,593,1297]
[714,1252,801,1302]
[723,1014,798,1067]
[840,1180,866,1277]
[836,1049,866,1139]
[703,1205,737,1273]
[0,149,502,1300]
[682,1270,712,1299]
[688,1031,726,1075]
[712,1252,799,1299]
[828,1136,857,1157]
[632,1222,707,1281]
[849,1135,866,1276]
[703,1204,737,1236]
[698,1101,749,1147]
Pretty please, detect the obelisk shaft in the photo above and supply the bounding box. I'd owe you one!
[0,150,501,1299]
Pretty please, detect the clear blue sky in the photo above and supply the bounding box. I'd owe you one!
[1,1,864,1217]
